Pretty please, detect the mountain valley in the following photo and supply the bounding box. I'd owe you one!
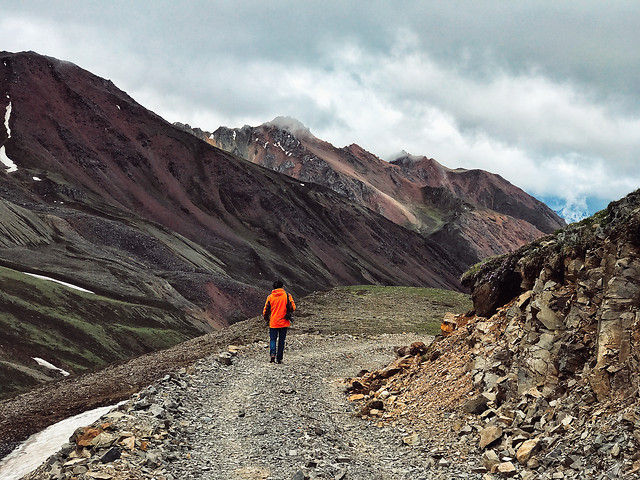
[0,51,465,397]
[0,50,565,400]
[1,49,639,479]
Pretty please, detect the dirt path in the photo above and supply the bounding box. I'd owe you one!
[160,332,474,480]
[1,285,471,461]
[6,287,475,479]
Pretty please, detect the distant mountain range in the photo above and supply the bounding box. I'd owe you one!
[176,116,565,272]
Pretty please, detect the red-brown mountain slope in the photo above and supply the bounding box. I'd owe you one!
[0,51,463,317]
[186,118,565,271]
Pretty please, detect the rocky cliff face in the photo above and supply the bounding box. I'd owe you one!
[462,189,640,402]
[178,118,565,271]
[339,191,640,477]
[425,189,640,474]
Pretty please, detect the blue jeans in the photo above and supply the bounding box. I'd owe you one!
[269,327,288,361]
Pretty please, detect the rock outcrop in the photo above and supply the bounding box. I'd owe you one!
[346,190,640,477]
[462,188,640,403]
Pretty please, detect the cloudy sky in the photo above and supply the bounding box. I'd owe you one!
[1,1,639,221]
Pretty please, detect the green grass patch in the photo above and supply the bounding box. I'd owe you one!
[297,285,471,336]
[111,324,187,350]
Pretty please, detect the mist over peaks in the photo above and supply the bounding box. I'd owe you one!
[263,116,312,137]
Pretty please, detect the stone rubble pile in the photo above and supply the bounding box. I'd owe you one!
[23,359,219,480]
[348,310,640,479]
[451,291,640,479]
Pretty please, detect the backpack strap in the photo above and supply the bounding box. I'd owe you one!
[284,291,293,321]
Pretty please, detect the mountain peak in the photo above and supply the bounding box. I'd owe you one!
[387,150,447,168]
[263,116,312,137]
[387,150,417,162]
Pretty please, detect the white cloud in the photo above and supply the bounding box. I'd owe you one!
[0,16,61,53]
[1,2,639,222]
[231,38,639,221]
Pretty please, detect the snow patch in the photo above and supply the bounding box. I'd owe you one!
[1,101,17,173]
[4,101,12,137]
[116,105,121,110]
[0,403,123,480]
[0,146,17,172]
[232,130,236,141]
[33,176,42,181]
[32,357,70,376]
[24,272,95,294]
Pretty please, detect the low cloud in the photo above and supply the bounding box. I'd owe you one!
[235,39,639,221]
[1,2,638,222]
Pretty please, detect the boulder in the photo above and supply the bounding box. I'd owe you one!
[100,446,121,463]
[403,433,421,446]
[217,352,233,366]
[516,438,540,464]
[74,427,102,447]
[482,449,500,470]
[478,426,503,449]
[462,394,490,414]
[497,461,517,475]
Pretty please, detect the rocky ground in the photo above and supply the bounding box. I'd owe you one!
[14,257,640,480]
[6,287,472,479]
[0,286,470,461]
[21,325,640,480]
[22,331,491,480]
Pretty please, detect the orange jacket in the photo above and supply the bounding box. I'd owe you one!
[263,288,296,328]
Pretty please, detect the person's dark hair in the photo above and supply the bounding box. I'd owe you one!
[273,280,284,289]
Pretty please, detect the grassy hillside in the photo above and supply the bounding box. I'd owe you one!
[0,266,204,399]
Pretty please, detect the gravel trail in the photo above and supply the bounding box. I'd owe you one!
[163,332,473,480]
[15,288,480,480]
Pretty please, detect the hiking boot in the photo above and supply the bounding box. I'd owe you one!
[270,356,276,363]
[277,359,283,364]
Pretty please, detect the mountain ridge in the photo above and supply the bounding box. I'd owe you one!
[177,117,565,272]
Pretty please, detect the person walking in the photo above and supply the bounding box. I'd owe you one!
[263,280,296,364]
